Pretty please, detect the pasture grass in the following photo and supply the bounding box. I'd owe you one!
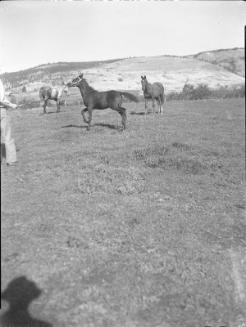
[1,98,245,327]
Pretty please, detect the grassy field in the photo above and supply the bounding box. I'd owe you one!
[1,98,245,327]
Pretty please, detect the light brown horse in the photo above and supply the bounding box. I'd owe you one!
[141,75,165,115]
[39,83,68,114]
[68,73,139,130]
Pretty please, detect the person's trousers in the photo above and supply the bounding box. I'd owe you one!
[1,109,17,164]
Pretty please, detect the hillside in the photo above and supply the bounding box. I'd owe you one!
[0,59,121,89]
[192,48,244,77]
[79,54,244,94]
[0,48,244,94]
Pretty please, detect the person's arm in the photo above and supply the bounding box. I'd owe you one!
[0,99,17,109]
[0,80,18,109]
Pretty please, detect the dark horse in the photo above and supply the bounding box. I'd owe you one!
[39,83,68,114]
[141,75,165,115]
[68,73,138,130]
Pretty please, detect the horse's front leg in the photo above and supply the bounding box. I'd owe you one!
[56,100,61,113]
[87,108,92,131]
[43,99,48,114]
[158,97,162,114]
[144,98,148,116]
[81,108,89,124]
[152,97,156,114]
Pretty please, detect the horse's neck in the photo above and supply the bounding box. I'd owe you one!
[77,85,87,101]
[145,82,152,94]
[78,82,95,102]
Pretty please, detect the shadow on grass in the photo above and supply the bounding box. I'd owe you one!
[130,111,148,115]
[61,124,87,129]
[62,123,120,130]
[39,111,63,116]
[1,276,52,327]
[93,123,119,130]
[47,111,59,115]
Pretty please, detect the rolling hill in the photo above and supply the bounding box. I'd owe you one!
[0,48,244,94]
[192,48,244,77]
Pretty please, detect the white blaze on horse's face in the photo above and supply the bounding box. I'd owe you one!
[63,85,69,93]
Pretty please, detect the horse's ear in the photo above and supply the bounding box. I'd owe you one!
[144,75,146,79]
[141,76,143,79]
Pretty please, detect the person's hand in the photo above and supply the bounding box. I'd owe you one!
[11,103,18,109]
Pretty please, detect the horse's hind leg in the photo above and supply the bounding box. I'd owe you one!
[43,100,48,114]
[118,107,127,130]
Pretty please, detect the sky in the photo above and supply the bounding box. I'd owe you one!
[0,1,245,73]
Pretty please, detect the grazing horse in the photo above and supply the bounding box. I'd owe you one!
[141,75,165,115]
[39,83,68,114]
[68,73,139,130]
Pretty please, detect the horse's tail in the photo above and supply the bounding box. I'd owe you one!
[160,91,166,105]
[121,92,139,103]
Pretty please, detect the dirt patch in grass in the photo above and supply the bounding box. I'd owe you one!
[75,164,146,195]
[133,142,224,175]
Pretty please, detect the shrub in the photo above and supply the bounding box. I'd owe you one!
[191,83,212,100]
[167,83,244,102]
[182,83,195,100]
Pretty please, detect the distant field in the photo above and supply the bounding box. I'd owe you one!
[1,98,245,327]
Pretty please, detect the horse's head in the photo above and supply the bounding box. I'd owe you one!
[62,84,69,94]
[141,75,147,91]
[69,73,84,87]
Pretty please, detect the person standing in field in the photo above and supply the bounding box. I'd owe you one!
[0,78,18,166]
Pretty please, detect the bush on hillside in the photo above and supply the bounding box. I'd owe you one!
[191,83,212,100]
[182,83,195,100]
[166,83,244,101]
